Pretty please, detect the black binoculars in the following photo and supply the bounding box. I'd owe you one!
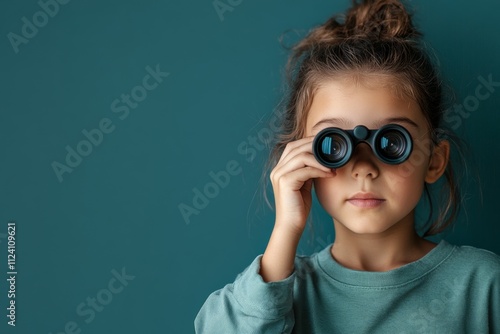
[312,124,413,168]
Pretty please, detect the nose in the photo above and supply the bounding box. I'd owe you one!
[350,143,379,179]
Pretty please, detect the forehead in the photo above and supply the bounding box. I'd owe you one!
[305,78,426,137]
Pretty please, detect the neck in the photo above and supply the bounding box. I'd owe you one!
[330,212,436,272]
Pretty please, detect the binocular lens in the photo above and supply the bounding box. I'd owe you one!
[314,130,352,167]
[321,134,348,163]
[376,129,408,162]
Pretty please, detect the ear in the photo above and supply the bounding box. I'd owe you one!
[424,139,450,184]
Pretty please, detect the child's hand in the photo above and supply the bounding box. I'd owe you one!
[270,136,336,235]
[260,136,335,282]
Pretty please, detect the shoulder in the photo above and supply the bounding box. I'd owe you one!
[445,241,500,280]
[451,242,500,265]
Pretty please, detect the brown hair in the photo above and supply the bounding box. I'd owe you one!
[262,0,468,236]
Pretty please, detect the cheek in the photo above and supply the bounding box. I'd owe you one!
[384,163,427,205]
[387,155,429,190]
[313,177,342,212]
[394,140,433,181]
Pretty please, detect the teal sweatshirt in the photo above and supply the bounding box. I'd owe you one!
[195,240,500,333]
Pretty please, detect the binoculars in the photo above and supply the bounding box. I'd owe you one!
[312,124,413,168]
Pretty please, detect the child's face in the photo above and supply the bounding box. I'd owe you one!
[305,78,443,235]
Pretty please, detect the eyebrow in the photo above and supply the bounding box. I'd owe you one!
[311,116,420,130]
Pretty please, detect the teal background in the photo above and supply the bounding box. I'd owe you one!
[0,0,499,333]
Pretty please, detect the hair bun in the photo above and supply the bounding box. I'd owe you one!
[343,0,419,40]
[286,0,421,78]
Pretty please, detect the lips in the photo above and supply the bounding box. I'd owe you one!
[347,192,385,208]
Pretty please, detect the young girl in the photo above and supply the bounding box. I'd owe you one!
[195,0,500,332]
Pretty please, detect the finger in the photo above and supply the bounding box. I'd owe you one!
[277,167,335,191]
[277,136,315,164]
[278,141,328,172]
[301,179,313,195]
[273,152,333,182]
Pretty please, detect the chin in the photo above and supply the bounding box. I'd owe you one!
[335,217,398,235]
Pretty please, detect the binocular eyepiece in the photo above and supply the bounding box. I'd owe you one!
[312,124,413,168]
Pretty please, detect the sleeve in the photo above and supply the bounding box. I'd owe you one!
[194,255,296,334]
[489,263,500,333]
